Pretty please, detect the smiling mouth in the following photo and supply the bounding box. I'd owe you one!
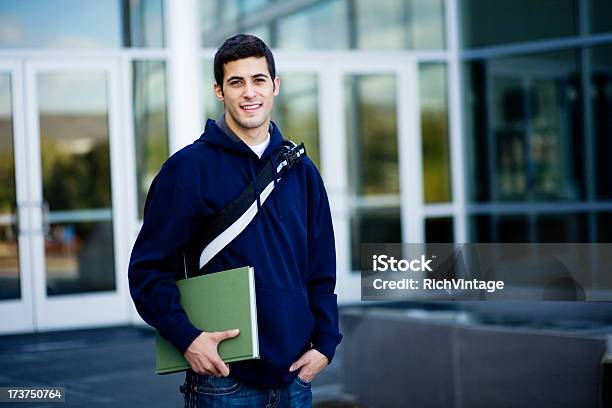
[241,103,262,112]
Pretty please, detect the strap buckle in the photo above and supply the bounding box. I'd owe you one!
[283,150,299,169]
[282,143,305,170]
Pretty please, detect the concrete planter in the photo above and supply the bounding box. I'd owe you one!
[341,307,609,408]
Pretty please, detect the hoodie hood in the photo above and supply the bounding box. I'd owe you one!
[196,117,286,219]
[196,118,283,160]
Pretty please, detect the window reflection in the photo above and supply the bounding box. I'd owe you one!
[590,0,612,34]
[200,0,445,50]
[537,213,588,242]
[470,214,530,243]
[0,74,15,214]
[345,75,400,270]
[273,74,321,169]
[45,222,115,296]
[0,73,19,300]
[37,71,116,296]
[133,61,169,217]
[276,0,349,50]
[202,61,224,121]
[410,0,445,50]
[0,225,19,300]
[0,0,122,48]
[201,0,271,46]
[465,50,583,202]
[597,213,612,242]
[351,207,401,270]
[39,72,112,210]
[0,0,164,49]
[470,213,589,243]
[346,75,399,195]
[244,24,271,45]
[420,63,451,203]
[125,0,165,47]
[354,0,444,49]
[354,0,406,49]
[591,45,612,200]
[425,217,454,243]
[461,0,576,48]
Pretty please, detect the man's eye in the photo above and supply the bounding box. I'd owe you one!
[255,78,265,83]
[230,81,242,86]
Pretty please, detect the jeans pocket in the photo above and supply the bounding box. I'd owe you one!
[196,375,243,396]
[295,375,312,388]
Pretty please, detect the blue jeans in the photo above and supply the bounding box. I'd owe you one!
[180,370,312,407]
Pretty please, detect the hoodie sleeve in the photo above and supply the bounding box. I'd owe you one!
[128,161,211,354]
[306,163,343,363]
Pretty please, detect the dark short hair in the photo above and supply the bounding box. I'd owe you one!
[213,34,276,90]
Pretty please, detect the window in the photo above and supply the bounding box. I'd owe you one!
[590,0,612,34]
[345,75,400,269]
[0,0,164,49]
[200,0,446,50]
[591,45,612,200]
[425,217,454,243]
[0,74,19,300]
[37,71,116,295]
[273,74,321,168]
[354,0,445,49]
[420,63,451,203]
[133,61,170,217]
[464,50,583,202]
[276,0,349,50]
[461,0,576,48]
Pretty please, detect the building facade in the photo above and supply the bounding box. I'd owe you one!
[0,0,611,334]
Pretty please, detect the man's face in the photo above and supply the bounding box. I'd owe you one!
[214,57,280,134]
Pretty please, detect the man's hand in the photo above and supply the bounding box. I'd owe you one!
[289,349,329,382]
[184,329,240,377]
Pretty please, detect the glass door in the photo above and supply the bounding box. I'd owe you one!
[332,59,422,302]
[0,60,34,333]
[24,60,130,330]
[274,54,421,304]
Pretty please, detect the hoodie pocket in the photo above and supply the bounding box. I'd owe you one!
[255,286,315,368]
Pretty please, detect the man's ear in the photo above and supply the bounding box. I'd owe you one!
[214,83,224,100]
[273,77,280,96]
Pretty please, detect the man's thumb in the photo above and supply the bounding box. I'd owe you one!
[289,357,307,372]
[218,328,240,341]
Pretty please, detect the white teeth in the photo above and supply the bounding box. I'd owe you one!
[242,104,261,110]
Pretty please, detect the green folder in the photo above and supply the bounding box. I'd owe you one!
[155,266,260,374]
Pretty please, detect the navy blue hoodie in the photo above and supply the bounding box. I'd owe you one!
[128,119,342,388]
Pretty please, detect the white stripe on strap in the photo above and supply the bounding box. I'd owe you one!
[199,179,277,269]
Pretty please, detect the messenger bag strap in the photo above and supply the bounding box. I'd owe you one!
[182,141,306,278]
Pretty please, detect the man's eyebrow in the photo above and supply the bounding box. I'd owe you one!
[225,73,269,82]
[226,75,245,82]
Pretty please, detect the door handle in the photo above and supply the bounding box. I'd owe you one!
[41,200,50,237]
[10,203,19,238]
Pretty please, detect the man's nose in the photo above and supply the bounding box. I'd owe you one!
[243,82,256,98]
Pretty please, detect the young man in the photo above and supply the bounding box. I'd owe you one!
[128,34,342,407]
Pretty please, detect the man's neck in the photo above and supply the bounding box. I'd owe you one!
[224,113,270,146]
